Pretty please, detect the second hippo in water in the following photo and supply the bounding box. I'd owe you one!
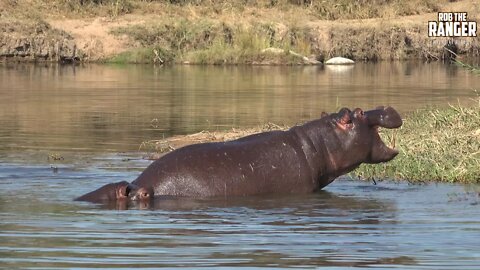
[76,106,402,204]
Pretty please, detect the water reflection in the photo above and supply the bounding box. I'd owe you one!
[90,189,396,215]
[1,62,479,153]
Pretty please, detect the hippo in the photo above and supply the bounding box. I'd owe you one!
[75,181,154,204]
[76,106,402,204]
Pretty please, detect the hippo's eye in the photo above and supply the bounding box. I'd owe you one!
[353,108,364,119]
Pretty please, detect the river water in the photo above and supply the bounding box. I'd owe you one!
[0,62,479,269]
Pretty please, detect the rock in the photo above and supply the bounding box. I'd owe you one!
[325,56,355,65]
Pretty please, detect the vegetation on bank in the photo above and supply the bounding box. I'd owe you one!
[2,0,479,63]
[24,0,441,20]
[142,100,480,183]
[108,20,316,64]
[454,59,480,74]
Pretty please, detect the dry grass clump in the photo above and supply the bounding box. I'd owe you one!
[21,0,442,20]
[307,0,441,20]
[354,98,480,183]
[140,123,287,159]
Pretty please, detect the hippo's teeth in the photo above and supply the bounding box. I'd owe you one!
[391,131,397,149]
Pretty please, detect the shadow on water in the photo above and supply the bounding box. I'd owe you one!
[1,62,479,153]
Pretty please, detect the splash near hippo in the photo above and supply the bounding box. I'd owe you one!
[76,106,402,204]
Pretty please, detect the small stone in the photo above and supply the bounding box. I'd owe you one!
[325,57,355,65]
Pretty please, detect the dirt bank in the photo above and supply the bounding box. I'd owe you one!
[1,0,479,63]
[0,18,79,62]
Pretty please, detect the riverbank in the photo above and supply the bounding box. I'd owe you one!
[142,99,480,183]
[1,0,479,64]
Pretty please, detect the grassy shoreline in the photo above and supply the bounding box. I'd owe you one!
[142,100,480,184]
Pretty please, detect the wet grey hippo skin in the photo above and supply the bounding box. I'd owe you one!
[76,106,402,203]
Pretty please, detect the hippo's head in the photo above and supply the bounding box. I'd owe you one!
[317,106,402,177]
[75,181,154,204]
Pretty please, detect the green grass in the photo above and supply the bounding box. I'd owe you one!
[353,98,480,183]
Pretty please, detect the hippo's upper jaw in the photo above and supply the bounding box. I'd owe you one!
[365,106,403,129]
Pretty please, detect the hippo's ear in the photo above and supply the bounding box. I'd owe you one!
[115,183,131,199]
[335,109,353,130]
[321,112,329,118]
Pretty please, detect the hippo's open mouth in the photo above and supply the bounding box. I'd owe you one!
[365,107,403,163]
[375,126,398,153]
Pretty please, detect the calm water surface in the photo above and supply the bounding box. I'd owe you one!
[0,62,479,269]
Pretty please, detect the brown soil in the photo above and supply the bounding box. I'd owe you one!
[47,14,157,61]
[48,18,130,61]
